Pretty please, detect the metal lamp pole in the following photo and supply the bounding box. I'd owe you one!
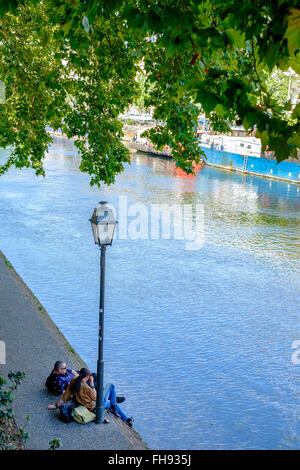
[95,244,106,424]
[90,201,116,424]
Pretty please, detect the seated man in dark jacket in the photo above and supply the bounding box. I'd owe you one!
[45,361,79,395]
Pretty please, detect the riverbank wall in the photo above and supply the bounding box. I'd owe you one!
[0,250,147,450]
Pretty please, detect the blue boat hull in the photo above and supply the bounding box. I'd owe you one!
[200,145,300,184]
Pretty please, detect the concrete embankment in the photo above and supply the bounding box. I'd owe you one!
[0,250,147,450]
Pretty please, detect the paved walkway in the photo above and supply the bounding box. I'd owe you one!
[0,250,147,450]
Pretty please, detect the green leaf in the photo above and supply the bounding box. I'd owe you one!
[214,103,226,118]
[226,29,245,48]
[292,103,300,120]
[284,8,300,55]
[288,135,300,148]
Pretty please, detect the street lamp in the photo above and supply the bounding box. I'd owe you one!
[89,201,117,424]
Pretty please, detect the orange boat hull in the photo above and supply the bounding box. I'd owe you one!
[174,162,205,179]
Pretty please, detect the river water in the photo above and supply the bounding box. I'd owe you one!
[0,137,300,450]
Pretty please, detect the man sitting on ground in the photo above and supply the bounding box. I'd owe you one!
[45,361,79,395]
[45,360,119,398]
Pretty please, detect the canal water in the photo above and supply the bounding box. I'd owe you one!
[0,137,300,450]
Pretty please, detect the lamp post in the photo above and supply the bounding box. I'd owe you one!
[89,201,117,424]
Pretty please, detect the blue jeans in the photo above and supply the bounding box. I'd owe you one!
[103,383,128,422]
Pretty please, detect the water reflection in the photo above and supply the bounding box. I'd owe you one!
[128,148,300,274]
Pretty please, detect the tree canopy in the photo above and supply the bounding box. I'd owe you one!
[0,0,299,185]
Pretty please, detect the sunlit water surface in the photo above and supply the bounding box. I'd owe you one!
[0,137,300,449]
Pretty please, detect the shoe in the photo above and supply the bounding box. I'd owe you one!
[109,406,120,417]
[116,396,125,404]
[126,417,134,428]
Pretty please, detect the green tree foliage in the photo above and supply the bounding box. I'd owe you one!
[263,68,298,107]
[133,71,151,113]
[0,371,30,450]
[0,2,138,185]
[49,438,62,450]
[0,81,5,104]
[0,4,69,177]
[0,0,299,184]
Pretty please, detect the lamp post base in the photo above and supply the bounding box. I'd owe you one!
[95,357,104,424]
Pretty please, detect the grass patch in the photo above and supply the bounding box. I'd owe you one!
[4,260,13,269]
[64,342,76,355]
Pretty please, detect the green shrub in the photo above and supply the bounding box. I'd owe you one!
[49,438,62,450]
[0,371,30,450]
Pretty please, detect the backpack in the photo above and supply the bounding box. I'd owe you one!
[45,375,60,395]
[71,406,96,424]
[59,403,77,423]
